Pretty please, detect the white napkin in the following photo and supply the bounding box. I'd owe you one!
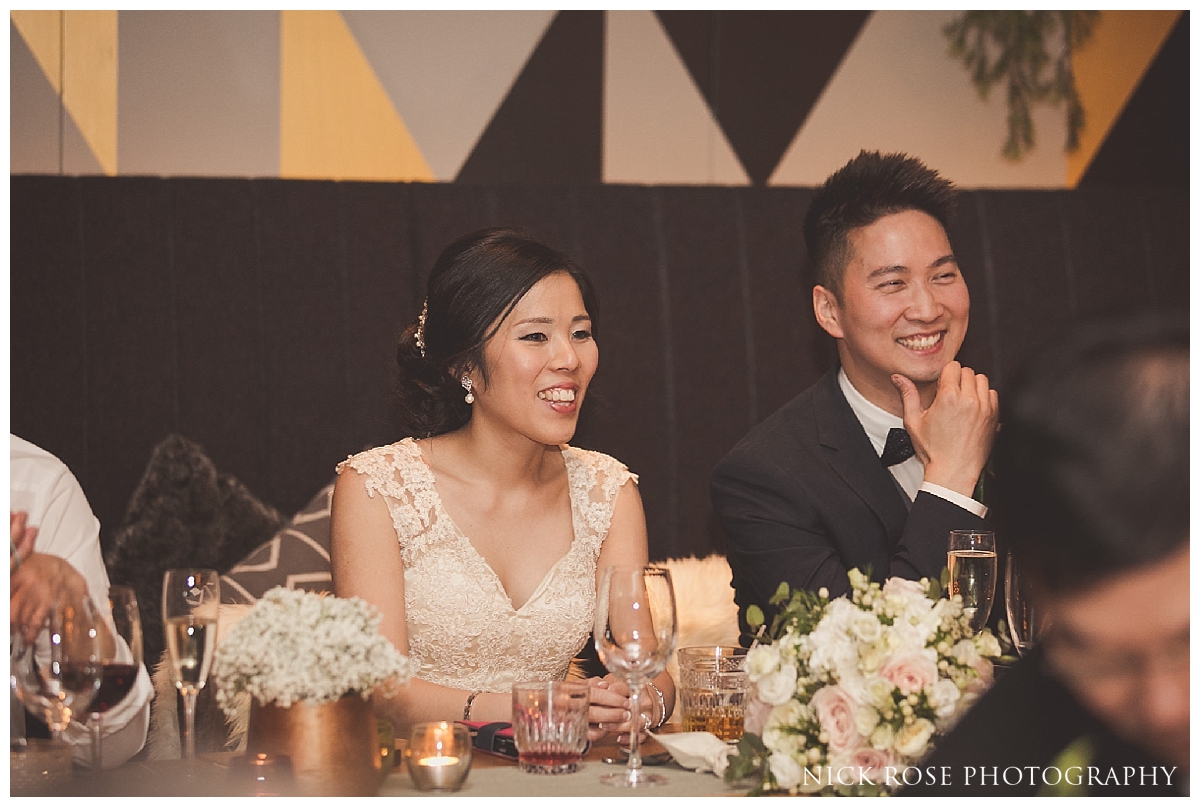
[653,732,735,776]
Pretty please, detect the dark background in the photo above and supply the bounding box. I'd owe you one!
[10,178,1189,562]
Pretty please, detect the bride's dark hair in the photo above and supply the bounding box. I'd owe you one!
[395,228,600,438]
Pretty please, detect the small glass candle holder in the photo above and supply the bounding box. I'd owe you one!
[405,721,471,792]
[228,751,296,797]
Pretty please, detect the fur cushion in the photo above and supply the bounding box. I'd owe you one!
[659,554,741,722]
[104,434,285,666]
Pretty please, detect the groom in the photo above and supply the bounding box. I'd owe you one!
[711,151,998,638]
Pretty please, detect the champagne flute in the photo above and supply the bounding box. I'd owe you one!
[11,596,103,744]
[162,569,219,761]
[594,565,678,788]
[80,585,143,770]
[1004,550,1045,656]
[948,530,997,633]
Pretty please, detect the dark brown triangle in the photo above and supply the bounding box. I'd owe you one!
[656,11,870,186]
[456,11,603,183]
[1078,11,1188,187]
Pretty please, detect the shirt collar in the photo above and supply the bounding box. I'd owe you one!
[837,368,904,457]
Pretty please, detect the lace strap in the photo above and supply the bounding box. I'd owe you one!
[563,447,637,555]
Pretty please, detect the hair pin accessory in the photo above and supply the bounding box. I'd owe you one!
[416,299,428,358]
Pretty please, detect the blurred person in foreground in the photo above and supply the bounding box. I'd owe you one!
[901,313,1188,796]
[11,434,153,768]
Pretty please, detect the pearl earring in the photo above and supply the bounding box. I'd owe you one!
[461,375,475,404]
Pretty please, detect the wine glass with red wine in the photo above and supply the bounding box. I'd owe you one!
[80,585,143,770]
[11,595,102,744]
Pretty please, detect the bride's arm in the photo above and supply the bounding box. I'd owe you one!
[587,478,677,739]
[330,468,511,732]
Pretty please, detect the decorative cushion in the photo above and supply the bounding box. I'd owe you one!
[660,554,741,723]
[220,481,335,604]
[103,434,285,667]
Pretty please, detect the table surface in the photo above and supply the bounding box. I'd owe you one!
[13,727,751,797]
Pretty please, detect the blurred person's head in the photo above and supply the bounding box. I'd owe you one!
[993,312,1189,768]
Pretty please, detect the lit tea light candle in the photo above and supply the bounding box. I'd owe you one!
[406,722,471,791]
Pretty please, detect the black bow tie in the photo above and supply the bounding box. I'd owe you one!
[880,427,915,467]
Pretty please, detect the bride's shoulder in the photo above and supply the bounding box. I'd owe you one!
[336,438,423,477]
[561,445,639,489]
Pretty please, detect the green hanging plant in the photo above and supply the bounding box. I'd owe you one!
[945,11,1099,160]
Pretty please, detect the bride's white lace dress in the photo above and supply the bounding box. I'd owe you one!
[337,438,635,693]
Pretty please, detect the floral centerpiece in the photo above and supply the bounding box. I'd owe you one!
[212,587,412,718]
[724,569,1001,796]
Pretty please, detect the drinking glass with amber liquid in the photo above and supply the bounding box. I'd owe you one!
[677,645,748,742]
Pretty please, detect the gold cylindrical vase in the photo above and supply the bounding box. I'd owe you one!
[245,695,383,796]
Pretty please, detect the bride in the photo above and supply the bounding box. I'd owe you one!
[331,228,675,739]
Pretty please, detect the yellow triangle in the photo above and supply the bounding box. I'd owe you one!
[1067,10,1182,188]
[280,10,434,182]
[11,10,61,94]
[62,10,118,175]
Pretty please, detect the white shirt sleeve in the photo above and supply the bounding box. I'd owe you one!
[12,437,153,768]
[919,481,988,519]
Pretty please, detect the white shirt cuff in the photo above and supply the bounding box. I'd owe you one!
[919,482,988,519]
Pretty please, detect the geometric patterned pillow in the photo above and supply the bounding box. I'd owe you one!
[220,480,335,604]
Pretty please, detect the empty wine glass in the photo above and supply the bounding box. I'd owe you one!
[948,530,997,633]
[80,585,143,770]
[1005,549,1045,656]
[11,596,102,744]
[594,565,677,788]
[162,569,219,761]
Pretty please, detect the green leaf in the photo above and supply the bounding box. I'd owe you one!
[740,732,768,755]
[770,581,791,606]
[746,604,764,630]
[939,566,951,591]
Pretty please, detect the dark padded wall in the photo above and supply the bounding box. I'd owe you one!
[10,177,1189,561]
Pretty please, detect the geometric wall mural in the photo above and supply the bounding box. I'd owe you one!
[10,9,1188,188]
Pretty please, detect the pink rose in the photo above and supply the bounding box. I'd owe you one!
[832,747,894,787]
[879,650,938,695]
[810,685,861,754]
[744,695,773,736]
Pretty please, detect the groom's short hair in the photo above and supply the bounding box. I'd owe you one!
[803,150,957,298]
[992,312,1189,592]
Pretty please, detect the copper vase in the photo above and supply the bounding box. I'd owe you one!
[245,695,383,796]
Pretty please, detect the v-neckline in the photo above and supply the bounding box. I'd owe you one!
[407,440,583,613]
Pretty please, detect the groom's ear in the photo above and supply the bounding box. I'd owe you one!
[813,285,844,339]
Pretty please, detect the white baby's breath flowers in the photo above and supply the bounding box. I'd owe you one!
[212,587,412,716]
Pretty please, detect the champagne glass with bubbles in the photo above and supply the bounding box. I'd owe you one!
[948,530,997,633]
[162,569,219,760]
[594,565,677,788]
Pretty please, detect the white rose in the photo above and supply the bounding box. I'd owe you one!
[769,752,805,789]
[869,722,895,751]
[926,678,961,719]
[893,717,936,758]
[851,611,883,644]
[952,638,980,666]
[745,644,782,680]
[973,631,1002,659]
[854,704,881,737]
[755,663,798,705]
[860,675,892,709]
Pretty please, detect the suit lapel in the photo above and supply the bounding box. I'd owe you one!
[811,369,910,547]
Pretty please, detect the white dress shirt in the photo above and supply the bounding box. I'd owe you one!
[10,434,153,768]
[837,370,987,518]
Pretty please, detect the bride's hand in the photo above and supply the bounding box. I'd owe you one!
[585,674,653,742]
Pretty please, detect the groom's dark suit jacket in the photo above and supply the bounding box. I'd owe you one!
[711,367,988,638]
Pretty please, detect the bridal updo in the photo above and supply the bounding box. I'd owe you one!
[394,228,600,438]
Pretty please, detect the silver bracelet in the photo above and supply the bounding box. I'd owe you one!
[645,681,667,730]
[463,690,482,721]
